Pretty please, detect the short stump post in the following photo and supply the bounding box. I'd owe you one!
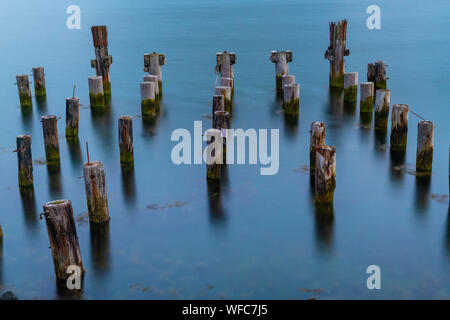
[16,135,33,188]
[215,86,232,113]
[140,81,158,115]
[144,52,166,96]
[416,120,434,173]
[344,72,358,102]
[205,129,223,181]
[314,146,336,205]
[43,200,84,281]
[65,97,80,138]
[360,82,374,113]
[283,83,300,115]
[83,161,110,223]
[390,104,409,151]
[367,61,387,90]
[270,50,292,94]
[118,116,134,165]
[16,74,32,108]
[374,89,390,130]
[32,67,46,97]
[88,76,105,108]
[310,122,326,175]
[41,115,60,162]
[143,74,160,101]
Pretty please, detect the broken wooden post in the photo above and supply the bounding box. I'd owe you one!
[143,74,160,101]
[282,75,295,93]
[220,77,234,97]
[212,95,225,123]
[205,129,222,181]
[32,67,46,98]
[91,26,113,95]
[118,116,134,165]
[416,120,434,173]
[16,135,33,188]
[144,52,166,97]
[310,122,326,175]
[215,86,232,113]
[83,161,110,223]
[390,104,409,150]
[374,89,390,130]
[270,50,292,94]
[324,19,349,88]
[88,76,105,108]
[367,61,387,90]
[140,81,158,115]
[65,97,79,138]
[16,74,32,108]
[43,200,84,281]
[315,145,336,205]
[360,82,374,113]
[283,83,300,115]
[344,72,358,102]
[41,115,60,162]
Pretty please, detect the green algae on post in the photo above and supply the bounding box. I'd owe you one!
[65,97,79,138]
[390,104,409,150]
[344,72,358,102]
[16,135,33,188]
[374,89,390,131]
[32,67,47,97]
[140,81,158,115]
[88,76,105,108]
[360,82,374,113]
[16,74,32,108]
[270,50,292,94]
[324,19,349,88]
[416,120,434,173]
[83,161,110,223]
[283,83,300,115]
[41,115,60,162]
[118,116,134,165]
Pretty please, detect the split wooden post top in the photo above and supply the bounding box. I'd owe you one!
[91,26,113,95]
[270,50,292,93]
[324,19,350,88]
[215,51,236,80]
[367,61,387,90]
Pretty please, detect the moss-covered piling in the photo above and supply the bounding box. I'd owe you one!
[344,72,358,102]
[41,115,60,163]
[416,120,434,173]
[16,135,33,188]
[16,74,32,108]
[118,116,134,165]
[390,104,409,150]
[83,161,110,223]
[283,83,300,115]
[374,89,390,131]
[324,20,349,88]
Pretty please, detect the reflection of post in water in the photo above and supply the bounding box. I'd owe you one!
[328,87,343,116]
[389,148,406,182]
[121,165,136,205]
[47,163,63,198]
[314,204,334,252]
[374,126,387,150]
[414,175,431,213]
[21,106,33,129]
[66,137,82,171]
[19,187,38,230]
[142,113,160,138]
[90,99,113,150]
[284,113,299,138]
[90,221,111,276]
[207,179,227,225]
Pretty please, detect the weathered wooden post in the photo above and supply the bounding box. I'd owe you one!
[367,61,387,90]
[140,81,158,115]
[143,74,160,100]
[65,97,79,138]
[83,161,110,223]
[374,89,390,130]
[213,110,230,163]
[310,122,326,175]
[118,116,134,165]
[16,135,33,188]
[88,76,105,108]
[282,75,295,93]
[315,146,336,205]
[360,82,374,113]
[324,19,349,88]
[390,104,409,150]
[216,51,236,78]
[32,67,46,98]
[16,74,32,108]
[215,86,232,113]
[416,121,434,173]
[270,50,292,94]
[212,95,225,123]
[41,115,60,162]
[283,83,300,115]
[42,200,84,281]
[205,129,222,181]
[344,72,358,102]
[220,77,234,97]
[144,52,166,97]
[91,26,113,95]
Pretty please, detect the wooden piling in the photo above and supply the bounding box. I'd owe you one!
[16,74,32,108]
[216,51,236,80]
[140,81,158,115]
[390,104,409,150]
[83,161,110,223]
[43,199,84,281]
[416,120,434,173]
[324,19,349,88]
[220,77,234,97]
[367,61,387,90]
[32,67,46,97]
[344,72,358,102]
[16,135,33,188]
[374,89,390,130]
[270,50,292,94]
[91,26,113,95]
[144,52,166,96]
[65,97,79,138]
[360,82,374,113]
[213,111,230,131]
[41,115,60,162]
[215,86,232,113]
[205,129,222,181]
[310,122,326,175]
[283,83,300,115]
[118,116,134,165]
[88,76,105,108]
[143,74,160,100]
[212,95,225,123]
[282,75,295,93]
[314,145,336,205]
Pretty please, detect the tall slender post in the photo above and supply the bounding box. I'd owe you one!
[143,74,160,101]
[118,116,134,165]
[144,52,166,96]
[83,161,110,223]
[41,115,60,162]
[314,146,336,205]
[66,97,79,137]
[215,86,232,113]
[310,122,326,175]
[88,76,105,108]
[324,19,350,88]
[374,89,390,130]
[91,26,113,95]
[283,83,300,115]
[43,200,84,281]
[367,61,387,90]
[32,67,46,97]
[344,72,358,102]
[390,104,409,150]
[205,129,223,181]
[140,81,157,115]
[16,74,32,108]
[270,50,293,94]
[416,121,434,173]
[16,135,33,188]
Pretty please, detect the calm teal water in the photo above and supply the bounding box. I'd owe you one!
[0,0,449,299]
